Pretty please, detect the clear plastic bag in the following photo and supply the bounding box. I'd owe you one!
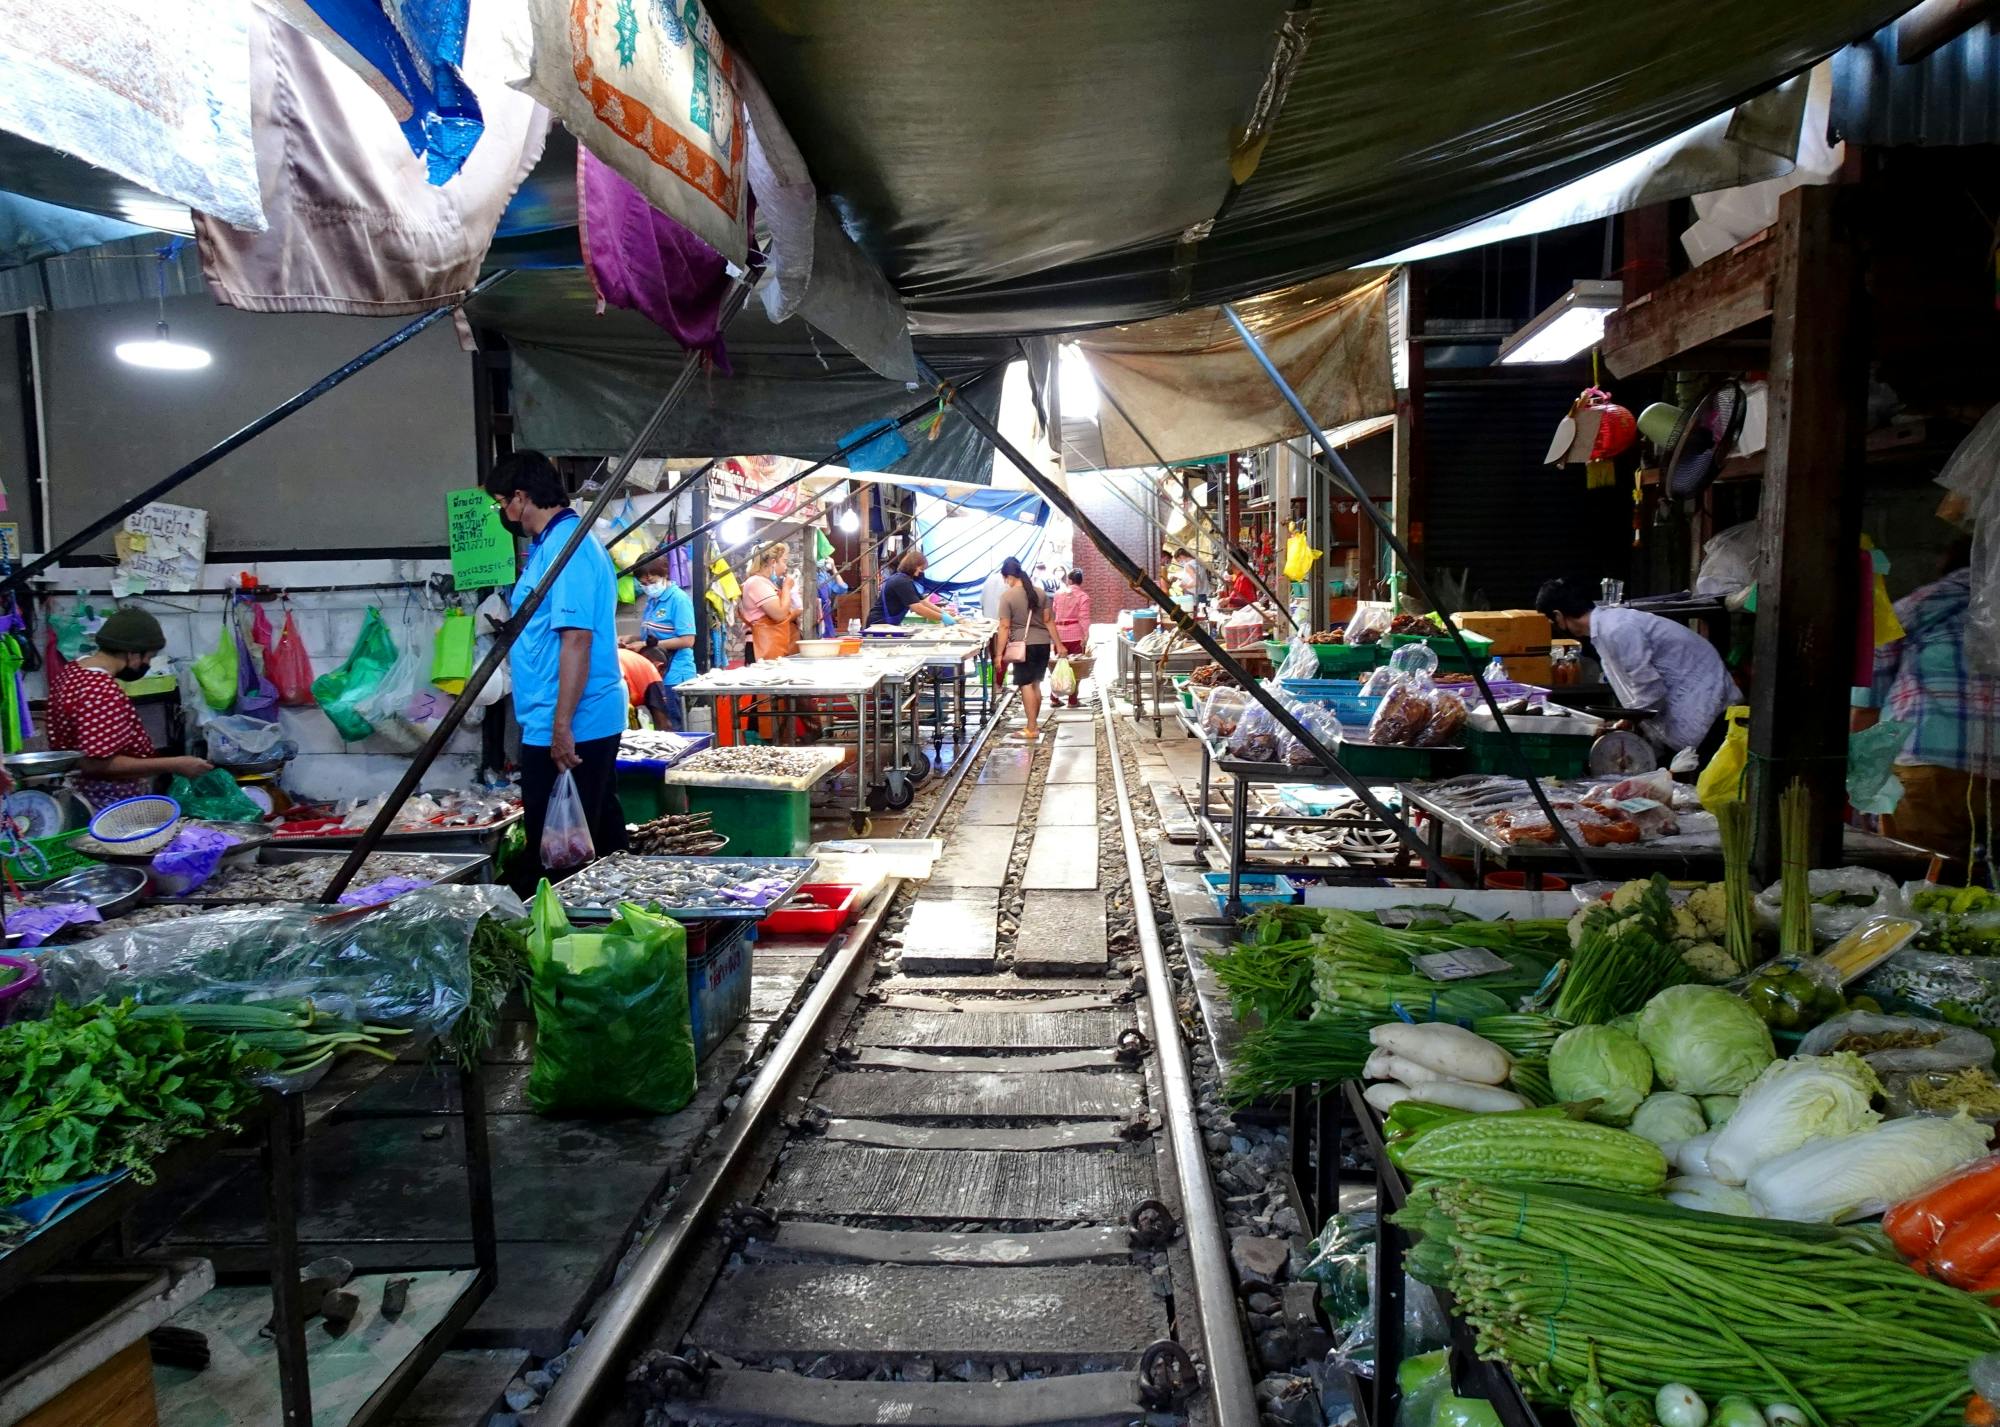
[1414,689,1467,747]
[1753,867,1901,943]
[203,714,293,767]
[355,608,434,752]
[1736,952,1848,1031]
[1199,687,1251,742]
[1281,700,1343,767]
[1226,692,1282,762]
[1279,638,1319,682]
[1800,1009,1996,1077]
[1860,944,2000,1027]
[32,885,524,1080]
[149,825,242,897]
[1369,677,1438,747]
[1940,406,2000,673]
[1346,600,1393,645]
[1359,664,1398,697]
[1387,642,1439,680]
[1694,520,1761,598]
[541,770,597,871]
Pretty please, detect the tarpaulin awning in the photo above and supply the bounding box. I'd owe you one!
[1062,268,1395,468]
[467,268,1012,481]
[705,0,1907,334]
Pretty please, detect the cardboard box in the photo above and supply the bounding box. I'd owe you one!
[1496,654,1553,687]
[1455,609,1553,655]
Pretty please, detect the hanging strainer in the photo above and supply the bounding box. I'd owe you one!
[86,795,183,855]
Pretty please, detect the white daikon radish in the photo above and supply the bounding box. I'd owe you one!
[1369,1022,1513,1085]
[1363,1049,1448,1084]
[1402,1077,1530,1113]
[1363,1081,1418,1113]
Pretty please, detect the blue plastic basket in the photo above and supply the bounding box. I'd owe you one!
[687,920,754,1063]
[1279,678,1383,727]
[1200,871,1298,913]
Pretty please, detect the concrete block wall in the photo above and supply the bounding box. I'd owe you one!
[32,558,487,803]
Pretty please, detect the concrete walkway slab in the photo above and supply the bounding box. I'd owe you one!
[925,826,1016,888]
[1013,891,1108,977]
[662,1369,1150,1427]
[977,747,1035,785]
[821,1119,1136,1151]
[849,1047,1126,1073]
[955,782,1026,825]
[1035,783,1099,826]
[816,1070,1142,1120]
[745,1223,1131,1268]
[1046,745,1098,784]
[851,1007,1130,1050]
[1022,825,1099,890]
[690,1265,1161,1363]
[897,890,1000,974]
[764,1146,1156,1221]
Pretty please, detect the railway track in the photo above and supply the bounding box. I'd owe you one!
[535,680,1257,1427]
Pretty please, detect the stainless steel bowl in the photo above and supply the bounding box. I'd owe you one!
[39,863,148,920]
[4,750,83,781]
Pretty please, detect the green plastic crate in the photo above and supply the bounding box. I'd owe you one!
[1384,629,1494,659]
[1333,736,1464,780]
[1314,642,1381,675]
[1464,723,1593,778]
[683,784,812,856]
[2,829,96,884]
[616,770,676,825]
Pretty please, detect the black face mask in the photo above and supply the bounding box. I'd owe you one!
[115,660,151,682]
[499,515,526,539]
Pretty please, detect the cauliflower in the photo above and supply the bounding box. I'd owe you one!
[1608,879,1652,914]
[1687,883,1729,938]
[1567,906,1592,948]
[1679,941,1738,983]
[1670,903,1704,944]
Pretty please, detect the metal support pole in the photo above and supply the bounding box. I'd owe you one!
[931,357,1464,886]
[1220,307,1598,879]
[319,277,755,901]
[4,270,513,596]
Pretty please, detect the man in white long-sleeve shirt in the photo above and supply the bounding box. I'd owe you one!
[1534,578,1739,758]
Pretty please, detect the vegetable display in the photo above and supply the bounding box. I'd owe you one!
[1704,1052,1882,1186]
[1390,1114,1667,1193]
[128,999,408,1080]
[1634,986,1775,1095]
[1553,876,1692,1023]
[1400,1179,2000,1427]
[1,999,260,1214]
[1548,1024,1653,1124]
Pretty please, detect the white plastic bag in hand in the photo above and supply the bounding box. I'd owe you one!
[541,770,596,871]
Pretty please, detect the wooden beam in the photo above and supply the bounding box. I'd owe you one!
[1897,0,2000,63]
[1601,230,1776,378]
[1747,185,1867,879]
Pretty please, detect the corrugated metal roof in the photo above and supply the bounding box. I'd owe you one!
[1831,18,2000,146]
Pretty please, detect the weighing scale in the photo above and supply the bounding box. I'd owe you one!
[1,751,93,834]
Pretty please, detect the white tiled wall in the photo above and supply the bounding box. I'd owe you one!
[31,558,489,802]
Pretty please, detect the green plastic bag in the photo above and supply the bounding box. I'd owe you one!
[312,607,399,742]
[190,613,240,711]
[523,881,695,1116]
[167,768,264,823]
[430,608,475,694]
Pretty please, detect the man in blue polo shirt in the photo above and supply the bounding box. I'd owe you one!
[486,451,628,880]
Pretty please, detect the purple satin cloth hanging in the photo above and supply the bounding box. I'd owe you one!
[578,147,734,370]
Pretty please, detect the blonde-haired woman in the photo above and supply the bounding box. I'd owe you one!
[738,540,800,663]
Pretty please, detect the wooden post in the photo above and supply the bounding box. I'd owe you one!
[1747,184,1867,878]
[856,483,877,624]
[1391,269,1426,596]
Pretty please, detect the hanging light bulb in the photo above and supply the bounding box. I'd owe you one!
[837,507,860,534]
[719,513,753,547]
[116,244,211,371]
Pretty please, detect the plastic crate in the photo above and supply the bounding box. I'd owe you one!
[759,883,861,937]
[615,770,677,824]
[683,784,811,856]
[1384,629,1495,658]
[1314,642,1381,675]
[2,829,97,884]
[1333,735,1464,780]
[1464,723,1594,778]
[687,920,754,1063]
[1199,871,1297,913]
[1279,678,1383,727]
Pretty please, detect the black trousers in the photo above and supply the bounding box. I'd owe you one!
[517,732,628,892]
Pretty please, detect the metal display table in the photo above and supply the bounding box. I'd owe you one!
[0,1067,497,1427]
[1400,780,1937,887]
[268,810,521,861]
[1119,632,1210,737]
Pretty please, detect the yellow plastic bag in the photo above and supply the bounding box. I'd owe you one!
[1283,529,1321,582]
[1697,704,1751,811]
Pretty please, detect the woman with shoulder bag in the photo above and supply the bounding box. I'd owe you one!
[995,555,1067,740]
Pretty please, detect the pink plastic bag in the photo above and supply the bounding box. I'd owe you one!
[541,770,596,872]
[269,611,316,706]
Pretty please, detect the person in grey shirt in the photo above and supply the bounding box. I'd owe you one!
[996,554,1071,740]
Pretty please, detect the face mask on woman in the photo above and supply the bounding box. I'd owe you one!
[638,579,667,598]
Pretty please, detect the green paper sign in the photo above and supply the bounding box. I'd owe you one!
[447,488,517,591]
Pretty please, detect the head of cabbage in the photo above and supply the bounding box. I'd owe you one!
[1549,1024,1654,1124]
[1636,984,1775,1095]
[1630,1091,1707,1147]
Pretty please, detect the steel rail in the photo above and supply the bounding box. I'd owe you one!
[1098,671,1260,1427]
[532,688,1016,1427]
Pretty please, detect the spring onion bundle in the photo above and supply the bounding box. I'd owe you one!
[1717,800,1755,974]
[130,999,409,1078]
[1550,875,1691,1024]
[1779,779,1812,957]
[1399,1180,2000,1427]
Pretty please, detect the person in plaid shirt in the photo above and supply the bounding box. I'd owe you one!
[1869,538,2000,864]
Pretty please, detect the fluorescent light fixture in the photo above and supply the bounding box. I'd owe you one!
[1057,342,1099,422]
[719,513,752,547]
[837,507,860,533]
[116,320,210,371]
[1496,279,1622,365]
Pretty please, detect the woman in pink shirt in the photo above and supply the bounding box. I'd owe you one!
[1049,570,1093,708]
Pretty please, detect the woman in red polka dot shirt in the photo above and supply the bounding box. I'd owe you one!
[49,608,212,811]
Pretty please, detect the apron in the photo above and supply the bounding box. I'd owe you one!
[743,576,800,738]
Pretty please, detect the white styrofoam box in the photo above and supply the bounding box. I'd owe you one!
[1300,886,1573,921]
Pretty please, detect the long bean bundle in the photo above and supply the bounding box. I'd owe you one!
[1401,1180,2000,1427]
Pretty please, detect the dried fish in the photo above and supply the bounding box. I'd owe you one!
[183,854,465,903]
[673,747,833,779]
[618,731,707,764]
[553,852,805,913]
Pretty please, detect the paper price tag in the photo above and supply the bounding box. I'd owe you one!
[1414,947,1514,981]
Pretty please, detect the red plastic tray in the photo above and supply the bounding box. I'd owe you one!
[758,884,861,936]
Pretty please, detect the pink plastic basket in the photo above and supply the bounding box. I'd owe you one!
[0,954,42,1024]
